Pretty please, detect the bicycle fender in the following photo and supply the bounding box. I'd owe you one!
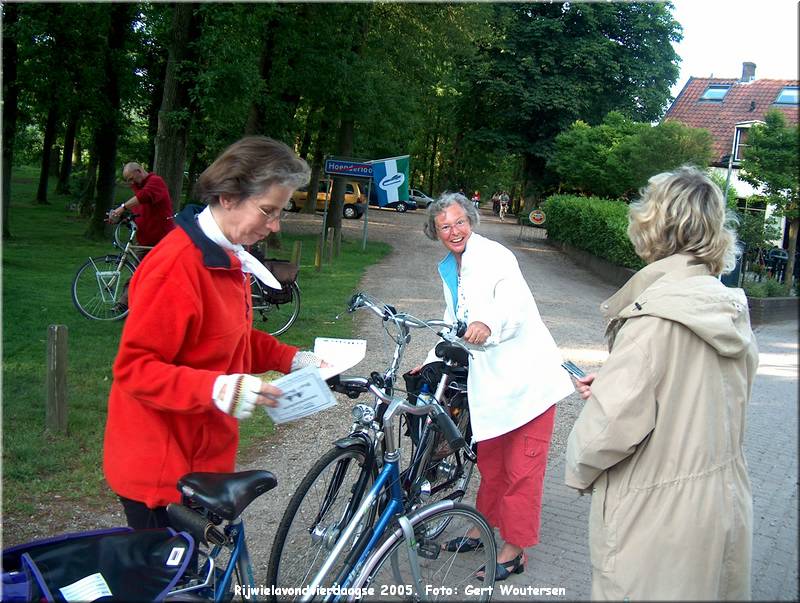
[334,433,370,451]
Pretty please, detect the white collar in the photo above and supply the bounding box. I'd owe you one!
[197,205,282,289]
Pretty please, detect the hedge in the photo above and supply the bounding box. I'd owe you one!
[542,194,645,271]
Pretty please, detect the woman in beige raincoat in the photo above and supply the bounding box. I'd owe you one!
[565,166,759,600]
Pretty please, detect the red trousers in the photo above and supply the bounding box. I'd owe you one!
[475,404,556,548]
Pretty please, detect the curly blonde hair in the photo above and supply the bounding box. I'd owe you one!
[627,166,739,275]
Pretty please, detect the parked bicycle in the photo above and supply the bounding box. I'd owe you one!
[3,469,281,602]
[71,212,301,336]
[71,213,149,321]
[267,293,491,601]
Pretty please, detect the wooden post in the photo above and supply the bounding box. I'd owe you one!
[291,240,302,266]
[314,235,322,271]
[46,324,68,434]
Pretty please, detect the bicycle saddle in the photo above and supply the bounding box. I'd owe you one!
[177,470,277,520]
[435,341,470,367]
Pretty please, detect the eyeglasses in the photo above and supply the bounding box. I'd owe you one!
[436,218,469,235]
[250,200,286,224]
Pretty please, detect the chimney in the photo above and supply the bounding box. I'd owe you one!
[741,62,756,82]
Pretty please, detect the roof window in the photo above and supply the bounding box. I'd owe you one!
[774,86,798,105]
[699,85,731,101]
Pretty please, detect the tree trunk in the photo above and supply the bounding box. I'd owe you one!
[78,148,98,217]
[785,218,798,289]
[87,3,132,239]
[2,2,20,239]
[428,108,440,196]
[153,3,197,213]
[303,116,330,215]
[36,104,59,205]
[244,13,278,136]
[56,111,79,195]
[145,56,165,170]
[329,117,356,238]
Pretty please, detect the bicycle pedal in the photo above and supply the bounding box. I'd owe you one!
[417,541,441,560]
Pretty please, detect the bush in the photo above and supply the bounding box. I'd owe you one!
[742,277,795,298]
[542,194,645,270]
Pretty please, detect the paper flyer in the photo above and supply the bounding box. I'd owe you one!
[262,366,337,424]
[313,337,367,380]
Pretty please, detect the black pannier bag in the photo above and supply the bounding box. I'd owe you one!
[261,259,298,305]
[2,527,194,602]
[402,361,469,446]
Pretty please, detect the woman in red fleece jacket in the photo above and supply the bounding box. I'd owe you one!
[103,137,318,529]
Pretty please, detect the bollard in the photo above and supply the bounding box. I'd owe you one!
[291,240,302,266]
[314,235,322,271]
[46,324,68,434]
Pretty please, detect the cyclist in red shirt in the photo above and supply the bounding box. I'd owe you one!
[110,163,175,246]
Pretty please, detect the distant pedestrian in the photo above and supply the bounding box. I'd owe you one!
[565,166,758,600]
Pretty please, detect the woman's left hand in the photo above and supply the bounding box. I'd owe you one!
[463,321,491,345]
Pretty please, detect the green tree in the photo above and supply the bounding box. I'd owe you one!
[2,2,20,238]
[461,2,681,199]
[739,110,800,283]
[549,111,713,198]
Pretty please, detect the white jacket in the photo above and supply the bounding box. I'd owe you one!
[425,233,573,441]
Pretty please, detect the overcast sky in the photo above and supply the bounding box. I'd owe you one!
[669,0,799,97]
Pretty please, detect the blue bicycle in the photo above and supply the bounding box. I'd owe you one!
[2,470,276,602]
[268,293,496,602]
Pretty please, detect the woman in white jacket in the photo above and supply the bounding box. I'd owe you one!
[418,193,573,580]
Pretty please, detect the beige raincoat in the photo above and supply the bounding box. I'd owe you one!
[566,254,759,600]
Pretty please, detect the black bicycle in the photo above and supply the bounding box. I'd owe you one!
[267,292,477,599]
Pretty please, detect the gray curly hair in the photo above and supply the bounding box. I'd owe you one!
[423,192,480,240]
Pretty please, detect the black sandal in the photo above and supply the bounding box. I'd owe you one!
[476,551,526,582]
[441,536,484,552]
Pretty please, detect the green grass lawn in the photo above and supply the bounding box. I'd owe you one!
[1,166,390,524]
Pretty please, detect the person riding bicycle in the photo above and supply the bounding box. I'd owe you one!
[416,192,573,581]
[103,137,326,530]
[110,162,175,247]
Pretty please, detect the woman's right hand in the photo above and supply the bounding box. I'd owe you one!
[575,373,596,400]
[409,365,423,375]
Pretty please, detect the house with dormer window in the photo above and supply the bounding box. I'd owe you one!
[664,62,798,246]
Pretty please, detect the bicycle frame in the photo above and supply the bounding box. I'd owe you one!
[166,518,257,602]
[301,384,471,603]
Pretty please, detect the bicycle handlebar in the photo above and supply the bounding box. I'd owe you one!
[347,292,467,338]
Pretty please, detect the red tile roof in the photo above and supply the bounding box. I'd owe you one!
[664,77,799,164]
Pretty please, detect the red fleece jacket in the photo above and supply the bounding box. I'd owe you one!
[103,220,297,508]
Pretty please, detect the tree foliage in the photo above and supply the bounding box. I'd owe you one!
[6,2,686,240]
[739,110,800,283]
[548,111,713,199]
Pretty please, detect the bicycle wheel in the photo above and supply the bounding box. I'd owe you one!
[113,220,135,249]
[251,279,300,336]
[351,502,496,602]
[71,255,136,321]
[266,445,376,601]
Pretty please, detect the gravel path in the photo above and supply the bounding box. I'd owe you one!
[237,207,617,584]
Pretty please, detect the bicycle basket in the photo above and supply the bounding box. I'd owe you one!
[2,527,194,602]
[263,259,298,286]
[402,361,468,446]
[260,259,298,305]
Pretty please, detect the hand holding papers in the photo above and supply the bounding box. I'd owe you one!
[261,338,366,424]
[313,337,367,380]
[262,366,337,424]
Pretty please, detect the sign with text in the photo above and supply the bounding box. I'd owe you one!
[324,159,373,179]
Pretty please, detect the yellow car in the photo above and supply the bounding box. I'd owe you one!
[288,179,366,219]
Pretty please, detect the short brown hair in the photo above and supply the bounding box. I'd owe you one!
[628,166,738,275]
[195,136,310,205]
